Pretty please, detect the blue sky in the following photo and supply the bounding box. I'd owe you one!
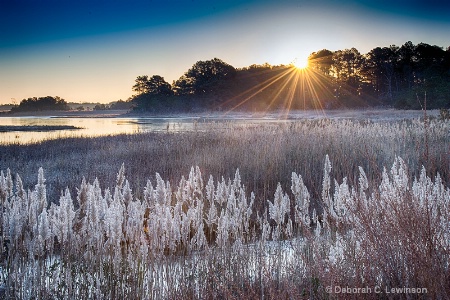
[1,0,449,103]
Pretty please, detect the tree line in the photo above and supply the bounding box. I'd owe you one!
[7,41,449,113]
[131,41,450,112]
[10,96,70,113]
[309,41,450,109]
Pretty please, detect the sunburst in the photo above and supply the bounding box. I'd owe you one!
[292,57,309,70]
[219,52,366,117]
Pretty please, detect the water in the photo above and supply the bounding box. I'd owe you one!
[0,116,209,144]
[0,109,434,145]
[0,113,305,144]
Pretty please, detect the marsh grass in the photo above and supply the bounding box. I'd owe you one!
[0,117,449,299]
[0,118,448,210]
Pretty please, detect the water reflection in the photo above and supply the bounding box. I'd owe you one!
[1,110,429,144]
[0,115,290,144]
[0,117,187,144]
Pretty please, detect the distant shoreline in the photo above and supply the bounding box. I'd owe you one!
[0,125,81,132]
[0,109,130,118]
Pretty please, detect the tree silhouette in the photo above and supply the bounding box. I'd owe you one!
[131,75,174,111]
[308,49,334,76]
[332,48,364,88]
[397,41,416,91]
[173,58,236,95]
[11,96,70,112]
[330,48,365,105]
[172,75,195,95]
[363,46,398,102]
[132,75,150,95]
[128,44,449,113]
[132,75,173,96]
[147,75,174,95]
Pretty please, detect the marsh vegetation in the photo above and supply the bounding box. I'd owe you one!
[0,114,449,299]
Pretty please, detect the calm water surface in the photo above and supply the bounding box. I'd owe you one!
[0,116,210,144]
[0,115,293,144]
[0,110,432,145]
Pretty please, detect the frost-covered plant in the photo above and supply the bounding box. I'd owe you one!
[204,175,217,241]
[34,209,51,257]
[291,172,310,230]
[50,188,75,249]
[1,152,449,299]
[332,177,351,225]
[267,183,291,240]
[35,167,47,215]
[6,175,28,249]
[321,155,334,229]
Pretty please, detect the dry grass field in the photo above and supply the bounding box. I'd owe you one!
[0,110,448,299]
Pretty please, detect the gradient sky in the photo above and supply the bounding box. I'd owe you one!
[1,0,449,104]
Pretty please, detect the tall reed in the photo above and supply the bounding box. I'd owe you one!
[0,117,448,299]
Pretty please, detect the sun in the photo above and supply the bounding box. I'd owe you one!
[293,57,309,70]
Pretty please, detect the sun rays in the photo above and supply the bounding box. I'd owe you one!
[292,57,309,70]
[221,56,339,117]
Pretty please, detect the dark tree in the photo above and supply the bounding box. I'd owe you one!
[332,48,364,87]
[397,41,416,91]
[132,75,173,96]
[173,58,236,95]
[389,42,450,109]
[132,75,150,95]
[93,104,109,111]
[10,96,70,112]
[415,43,447,79]
[330,48,365,105]
[363,46,399,102]
[172,75,195,95]
[131,75,174,111]
[109,100,133,110]
[308,49,334,76]
[149,76,174,95]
